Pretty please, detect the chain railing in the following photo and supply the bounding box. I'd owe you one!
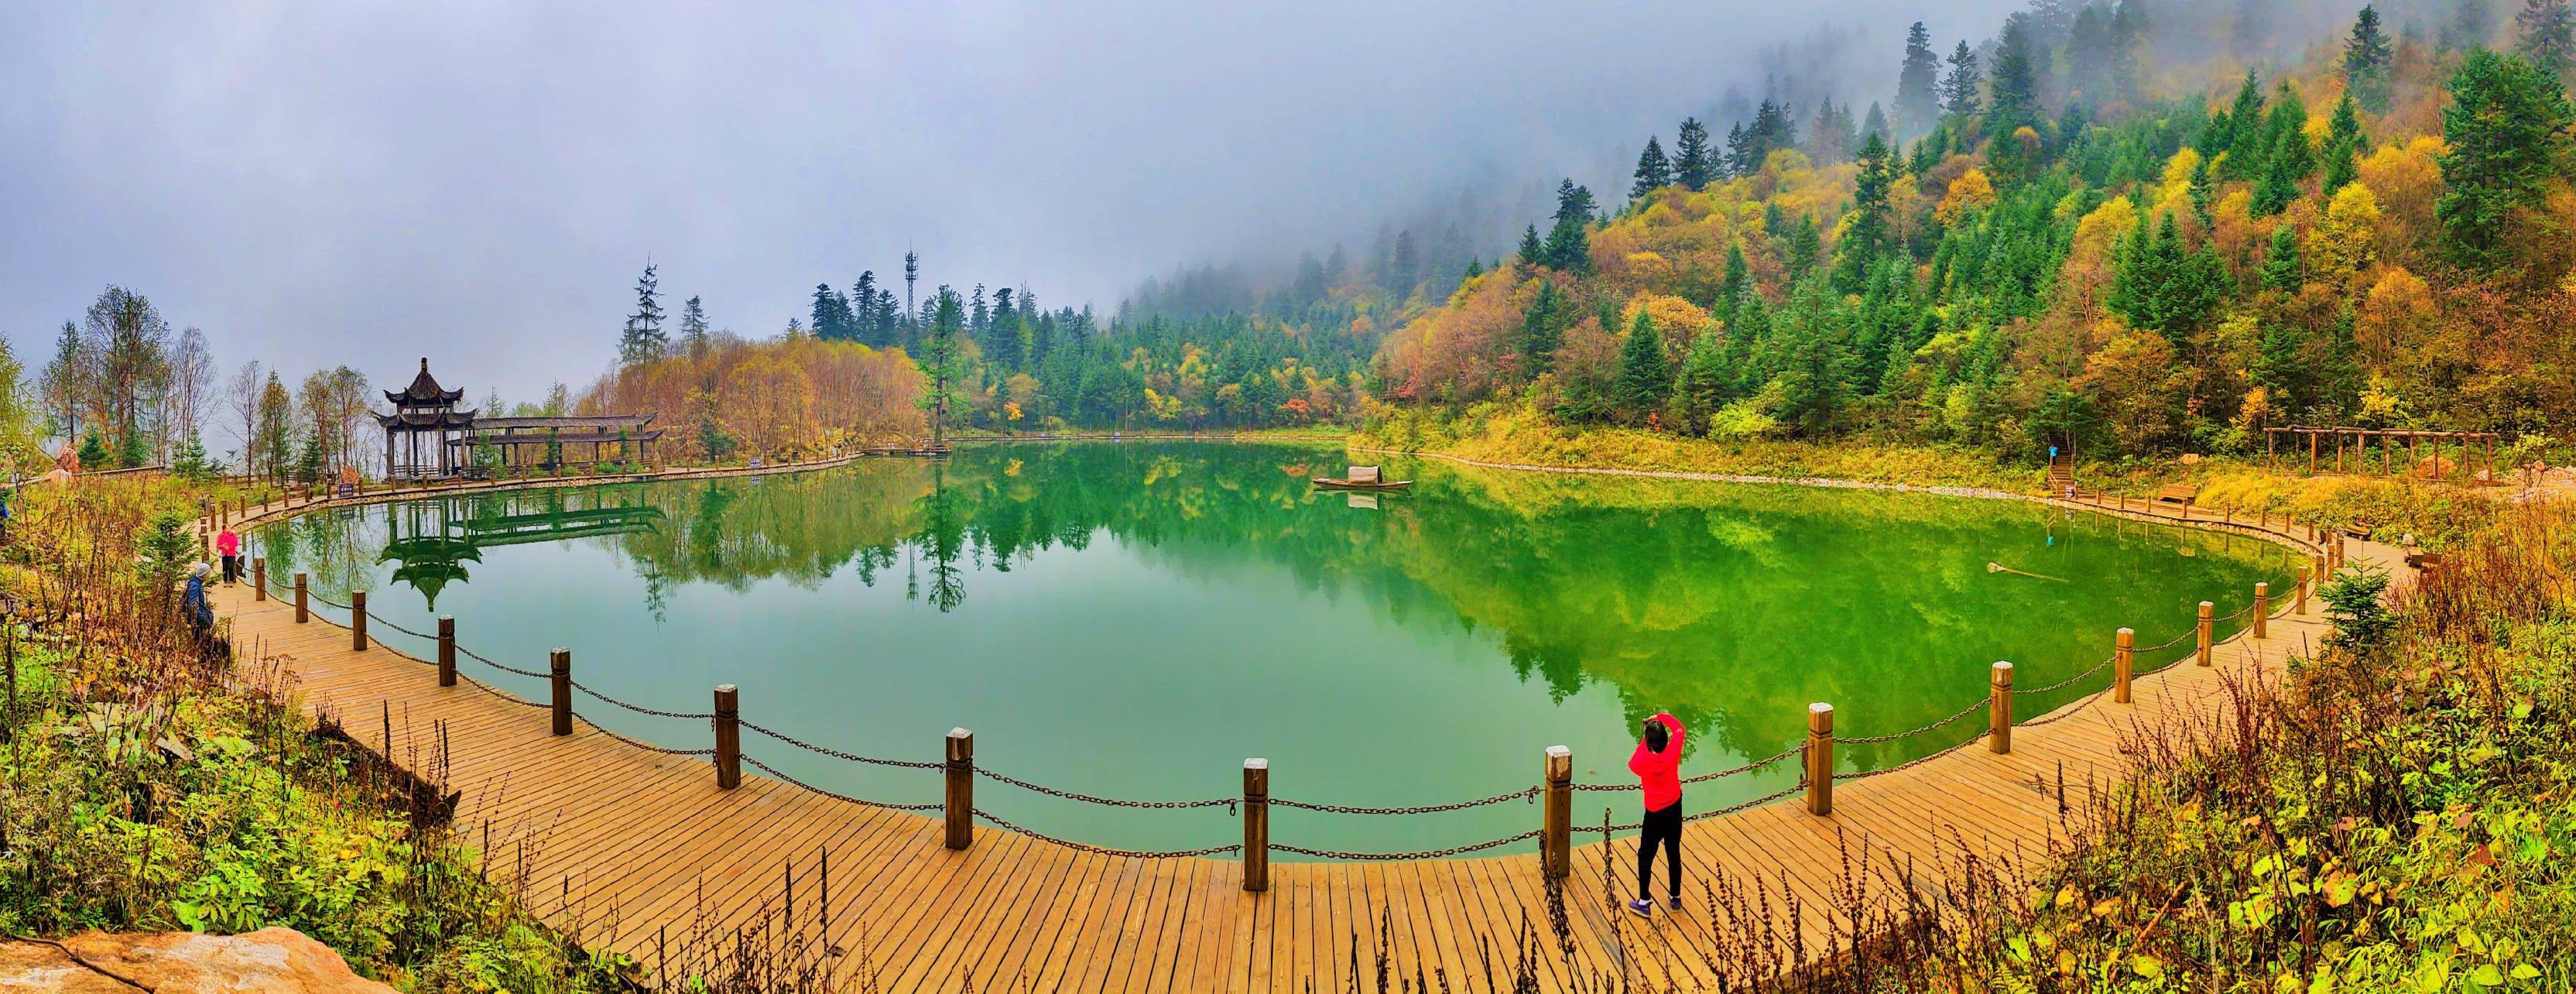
[231,488,2315,872]
[972,807,1243,859]
[1273,830,1542,862]
[976,766,1237,811]
[1271,786,1538,814]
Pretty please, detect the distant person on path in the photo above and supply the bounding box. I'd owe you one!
[217,526,242,586]
[1626,712,1686,916]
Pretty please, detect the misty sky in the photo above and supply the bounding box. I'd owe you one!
[3,1,2020,402]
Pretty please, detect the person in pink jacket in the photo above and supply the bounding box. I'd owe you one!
[216,527,242,586]
[1626,712,1685,915]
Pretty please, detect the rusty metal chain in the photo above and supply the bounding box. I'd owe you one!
[1845,693,1990,744]
[450,644,548,680]
[972,807,1242,859]
[457,675,550,709]
[1574,781,1810,834]
[595,723,718,758]
[743,755,943,812]
[1270,785,1537,815]
[1272,830,1541,862]
[2021,686,2112,727]
[564,678,716,721]
[738,720,944,770]
[1835,728,1989,781]
[2023,653,2115,696]
[1571,744,1801,792]
[975,766,1236,811]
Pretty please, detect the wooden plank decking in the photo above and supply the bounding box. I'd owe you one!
[207,491,2400,993]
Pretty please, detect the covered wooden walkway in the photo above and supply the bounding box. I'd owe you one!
[207,488,2403,992]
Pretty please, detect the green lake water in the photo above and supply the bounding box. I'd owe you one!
[252,442,2294,857]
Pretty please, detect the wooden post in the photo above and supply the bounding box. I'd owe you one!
[714,684,740,789]
[252,557,266,602]
[944,728,975,850]
[2253,583,2270,639]
[435,616,457,687]
[549,648,571,735]
[350,590,368,651]
[1242,759,1269,893]
[1543,746,1571,879]
[1988,661,2013,754]
[2196,601,2215,667]
[294,573,308,622]
[2297,564,2312,615]
[2113,628,2135,704]
[1804,703,1834,817]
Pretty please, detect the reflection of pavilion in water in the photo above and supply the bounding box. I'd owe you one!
[377,490,667,608]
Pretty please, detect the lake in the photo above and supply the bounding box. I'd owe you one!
[252,442,2294,856]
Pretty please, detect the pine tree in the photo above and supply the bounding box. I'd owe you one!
[1673,117,1713,190]
[1860,102,1891,146]
[2444,0,2496,50]
[1670,331,1732,436]
[810,283,846,340]
[2323,94,2363,195]
[1542,217,1591,272]
[1833,132,1895,290]
[1785,215,1823,283]
[2110,214,2228,342]
[2519,0,2576,80]
[77,430,108,469]
[2187,153,2217,225]
[1630,136,1673,201]
[1614,312,1671,423]
[1941,40,1983,118]
[1988,18,2043,138]
[851,272,881,343]
[1516,225,1544,266]
[1519,281,1564,376]
[618,261,666,365]
[2439,48,2576,271]
[1897,22,1943,135]
[1553,179,1597,225]
[1387,229,1420,294]
[2111,0,2150,100]
[679,295,711,358]
[2261,225,2304,290]
[1718,243,1752,324]
[2345,5,2396,111]
[2219,72,2269,181]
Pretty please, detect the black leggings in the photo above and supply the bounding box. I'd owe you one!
[1637,800,1681,900]
[221,555,241,583]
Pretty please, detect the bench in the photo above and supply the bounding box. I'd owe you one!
[2154,484,2197,506]
[2405,551,2445,571]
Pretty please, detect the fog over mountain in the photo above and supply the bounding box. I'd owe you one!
[12,0,2117,397]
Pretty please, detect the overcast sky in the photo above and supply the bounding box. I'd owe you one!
[2,1,2020,402]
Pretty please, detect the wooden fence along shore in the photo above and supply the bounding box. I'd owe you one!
[199,459,2408,992]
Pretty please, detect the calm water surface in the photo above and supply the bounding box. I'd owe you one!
[255,443,2293,855]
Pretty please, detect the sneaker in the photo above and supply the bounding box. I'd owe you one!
[1668,895,1684,910]
[1625,899,1654,917]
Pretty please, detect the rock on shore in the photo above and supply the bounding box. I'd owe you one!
[0,927,396,993]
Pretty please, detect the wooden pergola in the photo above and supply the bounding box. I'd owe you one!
[455,415,662,473]
[2263,425,2500,482]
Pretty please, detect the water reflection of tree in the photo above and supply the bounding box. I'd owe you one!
[276,444,2290,769]
[912,462,967,612]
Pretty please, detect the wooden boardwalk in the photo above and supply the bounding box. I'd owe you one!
[207,488,2401,993]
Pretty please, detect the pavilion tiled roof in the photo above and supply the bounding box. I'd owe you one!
[385,358,465,407]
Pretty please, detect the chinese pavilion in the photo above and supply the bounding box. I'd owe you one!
[376,359,660,479]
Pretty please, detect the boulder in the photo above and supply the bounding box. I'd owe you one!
[0,927,396,993]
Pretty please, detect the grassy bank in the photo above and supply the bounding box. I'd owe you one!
[1359,403,2509,550]
[0,476,638,991]
[1837,502,2576,992]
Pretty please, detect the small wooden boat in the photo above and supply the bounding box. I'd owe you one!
[1313,465,1413,492]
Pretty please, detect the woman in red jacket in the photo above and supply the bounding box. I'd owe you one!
[1627,712,1685,915]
